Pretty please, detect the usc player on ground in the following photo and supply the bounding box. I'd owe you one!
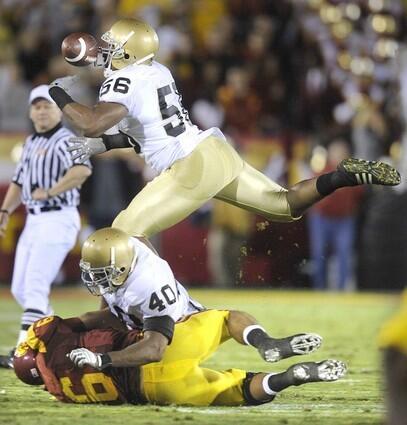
[13,310,346,406]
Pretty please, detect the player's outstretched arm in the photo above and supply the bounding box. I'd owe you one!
[69,330,168,369]
[62,102,128,137]
[107,330,168,366]
[48,78,128,137]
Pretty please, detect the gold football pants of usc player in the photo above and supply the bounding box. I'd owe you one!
[112,136,297,238]
[141,310,247,406]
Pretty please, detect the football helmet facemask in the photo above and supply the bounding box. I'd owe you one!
[97,18,159,75]
[80,227,137,296]
[13,344,43,385]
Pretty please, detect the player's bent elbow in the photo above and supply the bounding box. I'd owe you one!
[143,332,168,363]
[147,341,167,363]
[145,349,164,363]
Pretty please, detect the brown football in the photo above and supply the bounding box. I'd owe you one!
[61,32,98,67]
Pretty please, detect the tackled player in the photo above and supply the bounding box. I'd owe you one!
[49,19,401,240]
[13,310,346,406]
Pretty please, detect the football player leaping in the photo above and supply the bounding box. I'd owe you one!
[73,227,322,366]
[48,18,401,240]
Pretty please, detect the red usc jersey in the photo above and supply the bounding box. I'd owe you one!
[28,316,143,404]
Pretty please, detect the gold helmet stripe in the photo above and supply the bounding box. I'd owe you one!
[135,53,154,65]
[122,30,135,45]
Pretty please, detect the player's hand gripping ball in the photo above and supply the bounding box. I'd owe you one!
[61,32,98,67]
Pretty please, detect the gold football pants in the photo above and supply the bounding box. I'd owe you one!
[112,136,296,237]
[141,310,247,406]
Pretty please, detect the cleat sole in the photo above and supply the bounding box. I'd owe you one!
[340,158,401,186]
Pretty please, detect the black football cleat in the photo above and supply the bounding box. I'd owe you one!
[258,333,322,363]
[0,353,14,369]
[338,158,401,186]
[289,359,347,384]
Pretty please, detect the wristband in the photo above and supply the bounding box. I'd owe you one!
[49,86,74,110]
[101,132,141,153]
[102,133,134,151]
[0,209,9,215]
[100,353,113,369]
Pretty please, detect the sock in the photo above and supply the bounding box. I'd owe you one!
[316,170,357,196]
[243,325,269,347]
[262,373,279,396]
[265,369,297,393]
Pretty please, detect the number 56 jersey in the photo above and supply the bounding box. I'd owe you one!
[103,237,204,332]
[98,61,225,173]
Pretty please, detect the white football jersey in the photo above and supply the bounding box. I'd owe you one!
[98,61,225,173]
[103,237,204,330]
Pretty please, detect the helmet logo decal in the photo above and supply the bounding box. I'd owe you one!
[30,368,40,378]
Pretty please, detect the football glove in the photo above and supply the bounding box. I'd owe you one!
[67,136,107,162]
[69,348,106,370]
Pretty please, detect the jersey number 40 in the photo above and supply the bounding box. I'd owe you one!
[149,284,177,312]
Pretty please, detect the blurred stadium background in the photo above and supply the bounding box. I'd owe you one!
[1,0,407,291]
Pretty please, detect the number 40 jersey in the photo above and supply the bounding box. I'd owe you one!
[98,60,225,173]
[103,237,204,332]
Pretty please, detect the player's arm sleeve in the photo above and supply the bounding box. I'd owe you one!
[138,286,180,343]
[143,316,175,342]
[101,132,141,153]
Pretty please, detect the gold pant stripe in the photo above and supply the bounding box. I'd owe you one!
[112,136,296,238]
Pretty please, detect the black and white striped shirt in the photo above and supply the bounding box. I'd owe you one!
[12,123,91,209]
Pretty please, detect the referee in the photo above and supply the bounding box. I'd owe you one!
[0,85,91,368]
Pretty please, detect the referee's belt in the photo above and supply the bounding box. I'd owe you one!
[28,206,62,214]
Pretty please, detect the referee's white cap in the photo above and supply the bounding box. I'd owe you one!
[29,85,56,105]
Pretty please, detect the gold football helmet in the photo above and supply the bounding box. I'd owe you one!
[80,227,137,296]
[99,18,159,72]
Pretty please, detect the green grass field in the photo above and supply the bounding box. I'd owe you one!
[0,287,400,425]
